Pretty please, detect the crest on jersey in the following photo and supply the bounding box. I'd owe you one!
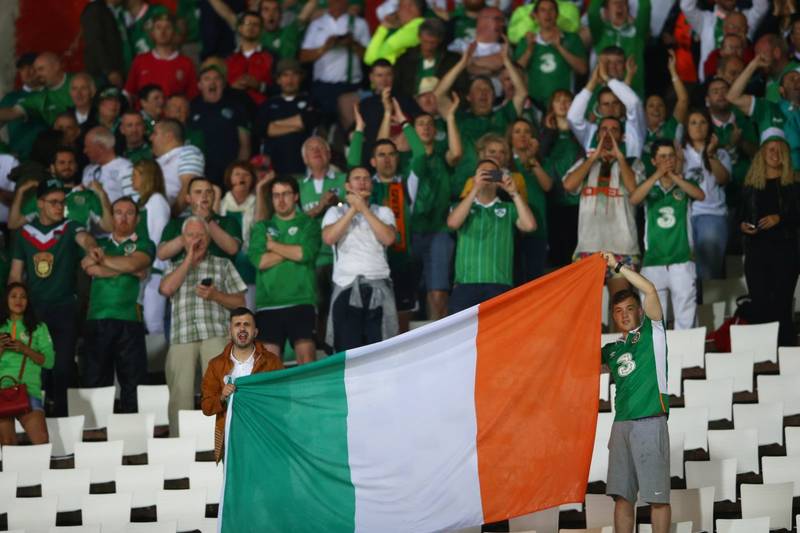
[494,207,507,218]
[630,331,640,344]
[124,242,137,255]
[672,189,685,201]
[288,226,298,236]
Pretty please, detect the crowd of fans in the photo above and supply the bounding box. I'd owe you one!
[1,0,800,441]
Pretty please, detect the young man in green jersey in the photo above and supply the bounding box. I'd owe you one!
[249,176,321,364]
[9,178,101,416]
[630,139,705,330]
[447,159,536,314]
[81,197,155,413]
[0,53,74,127]
[600,251,670,533]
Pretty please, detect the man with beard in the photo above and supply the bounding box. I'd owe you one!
[201,307,283,463]
[119,111,153,163]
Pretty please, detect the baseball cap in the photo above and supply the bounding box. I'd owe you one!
[276,58,303,76]
[37,178,68,198]
[16,52,37,69]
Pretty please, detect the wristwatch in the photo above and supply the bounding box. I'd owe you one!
[614,262,624,273]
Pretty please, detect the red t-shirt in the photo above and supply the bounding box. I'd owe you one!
[124,51,198,101]
[226,49,273,105]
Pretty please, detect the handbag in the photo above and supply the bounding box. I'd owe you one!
[0,325,33,418]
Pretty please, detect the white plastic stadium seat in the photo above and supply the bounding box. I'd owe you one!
[7,496,57,533]
[68,386,115,429]
[733,402,783,446]
[757,374,800,416]
[762,455,800,496]
[125,521,178,533]
[41,468,91,512]
[670,431,685,480]
[197,517,219,533]
[137,384,170,426]
[50,526,101,533]
[704,352,754,392]
[740,482,793,530]
[509,506,558,533]
[599,373,609,402]
[189,461,223,504]
[668,352,683,397]
[685,459,737,502]
[683,378,733,421]
[588,412,613,484]
[116,464,165,508]
[584,494,614,528]
[0,471,18,513]
[557,528,612,533]
[637,522,692,533]
[787,427,800,456]
[716,517,770,533]
[107,413,156,456]
[730,322,779,363]
[81,492,133,533]
[2,443,53,486]
[147,437,196,479]
[666,327,706,369]
[178,410,215,453]
[778,346,800,375]
[707,428,759,474]
[155,488,207,531]
[46,415,85,457]
[74,440,124,483]
[667,407,709,451]
[670,487,715,533]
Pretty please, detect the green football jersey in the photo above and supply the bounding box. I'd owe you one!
[0,89,47,159]
[260,20,302,60]
[299,170,346,268]
[515,32,586,110]
[129,4,169,54]
[87,233,155,321]
[19,74,74,125]
[750,97,786,136]
[22,187,103,229]
[248,211,321,309]
[454,199,518,285]
[642,181,694,267]
[602,316,669,421]
[12,219,84,305]
[643,116,680,177]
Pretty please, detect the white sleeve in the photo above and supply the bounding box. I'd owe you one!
[355,18,371,46]
[147,194,172,245]
[744,0,769,39]
[302,19,325,49]
[0,156,19,192]
[716,148,732,173]
[321,205,343,228]
[679,0,705,34]
[609,79,645,159]
[562,158,587,196]
[177,146,204,177]
[376,206,396,227]
[567,88,593,149]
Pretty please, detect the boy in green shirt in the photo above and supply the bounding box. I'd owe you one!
[249,176,321,364]
[446,159,536,314]
[81,197,154,413]
[630,139,705,330]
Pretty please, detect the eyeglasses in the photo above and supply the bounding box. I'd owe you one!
[43,199,65,206]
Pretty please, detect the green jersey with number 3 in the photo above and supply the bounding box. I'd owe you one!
[514,32,586,110]
[602,316,669,421]
[642,180,695,267]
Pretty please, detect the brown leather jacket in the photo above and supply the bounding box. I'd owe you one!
[200,340,283,462]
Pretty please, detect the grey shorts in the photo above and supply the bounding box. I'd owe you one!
[606,416,670,504]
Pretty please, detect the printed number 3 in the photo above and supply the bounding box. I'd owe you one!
[617,353,636,377]
[656,207,676,229]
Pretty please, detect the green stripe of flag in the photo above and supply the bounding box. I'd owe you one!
[222,353,355,533]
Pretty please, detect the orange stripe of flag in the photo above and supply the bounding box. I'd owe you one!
[474,254,606,522]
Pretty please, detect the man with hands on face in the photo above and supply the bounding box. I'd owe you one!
[446,159,536,314]
[201,307,283,463]
[563,117,643,298]
[630,139,705,330]
[322,166,398,352]
[159,216,247,434]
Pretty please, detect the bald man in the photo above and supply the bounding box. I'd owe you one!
[0,52,74,125]
[82,126,135,203]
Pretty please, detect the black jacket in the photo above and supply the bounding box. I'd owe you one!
[392,46,467,101]
[739,180,800,245]
[80,0,125,79]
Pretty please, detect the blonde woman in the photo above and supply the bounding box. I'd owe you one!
[739,131,800,346]
[132,159,171,335]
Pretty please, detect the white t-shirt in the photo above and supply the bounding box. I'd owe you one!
[156,145,205,203]
[322,204,396,287]
[301,12,371,83]
[142,192,171,272]
[0,154,19,224]
[683,145,731,218]
[81,157,134,203]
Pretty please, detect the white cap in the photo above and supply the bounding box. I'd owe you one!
[376,0,399,21]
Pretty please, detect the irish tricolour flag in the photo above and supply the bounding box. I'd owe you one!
[220,254,605,532]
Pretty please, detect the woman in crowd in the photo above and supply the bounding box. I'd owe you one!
[0,283,55,445]
[507,117,552,281]
[682,109,731,280]
[739,134,800,346]
[133,159,172,336]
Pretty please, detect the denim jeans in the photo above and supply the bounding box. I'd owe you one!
[691,214,728,280]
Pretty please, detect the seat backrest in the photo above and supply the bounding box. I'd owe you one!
[685,458,737,502]
[155,488,207,530]
[670,486,715,533]
[74,440,124,483]
[733,402,784,446]
[705,352,754,392]
[107,413,156,456]
[137,385,170,426]
[49,525,102,533]
[683,378,733,421]
[6,496,58,533]
[46,415,85,457]
[716,517,770,533]
[670,431,685,480]
[730,322,779,363]
[667,407,709,451]
[124,521,178,533]
[786,427,800,456]
[116,464,166,508]
[81,492,133,533]
[762,456,800,496]
[0,471,18,513]
[757,374,800,416]
[2,443,53,486]
[584,494,614,528]
[147,437,196,479]
[779,346,800,376]
[68,386,115,429]
[707,428,759,474]
[178,410,215,453]
[588,412,613,484]
[509,506,559,533]
[666,327,707,369]
[740,482,793,530]
[41,468,91,512]
[189,461,223,505]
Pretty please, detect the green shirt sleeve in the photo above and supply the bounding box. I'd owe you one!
[136,236,156,261]
[248,221,267,269]
[348,130,364,169]
[635,0,651,38]
[587,0,604,43]
[280,20,301,60]
[299,217,322,265]
[33,323,55,370]
[219,215,242,242]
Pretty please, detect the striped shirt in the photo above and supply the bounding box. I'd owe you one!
[454,198,518,286]
[166,255,247,344]
[157,145,205,203]
[81,157,134,202]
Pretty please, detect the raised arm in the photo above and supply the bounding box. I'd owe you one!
[502,43,528,115]
[434,42,474,110]
[727,55,766,115]
[602,251,663,321]
[668,50,689,124]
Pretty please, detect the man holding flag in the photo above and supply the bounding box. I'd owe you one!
[600,251,671,533]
